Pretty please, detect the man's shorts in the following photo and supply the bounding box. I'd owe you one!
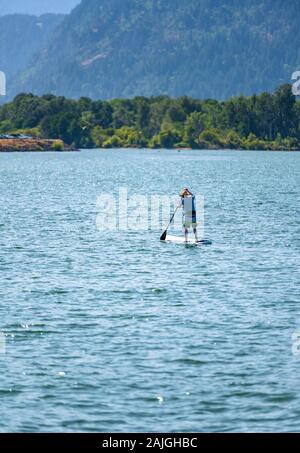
[183,220,197,229]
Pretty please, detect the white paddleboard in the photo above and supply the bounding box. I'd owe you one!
[162,235,211,245]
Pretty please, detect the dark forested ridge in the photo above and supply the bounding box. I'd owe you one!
[0,14,64,83]
[9,0,300,100]
[1,84,299,151]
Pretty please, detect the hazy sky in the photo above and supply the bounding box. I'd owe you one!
[0,0,80,15]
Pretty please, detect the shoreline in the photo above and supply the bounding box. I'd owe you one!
[0,138,75,152]
[1,146,299,153]
[0,148,79,153]
[89,146,300,152]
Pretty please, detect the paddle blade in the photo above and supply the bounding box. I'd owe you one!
[160,230,167,241]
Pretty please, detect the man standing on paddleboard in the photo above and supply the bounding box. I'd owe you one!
[180,188,198,243]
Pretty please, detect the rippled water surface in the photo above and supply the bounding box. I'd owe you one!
[0,149,299,432]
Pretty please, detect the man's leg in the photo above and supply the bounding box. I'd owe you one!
[184,227,188,243]
[193,227,198,242]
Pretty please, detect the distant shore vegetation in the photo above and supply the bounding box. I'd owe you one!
[0,84,299,151]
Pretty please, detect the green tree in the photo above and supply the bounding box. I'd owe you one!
[184,112,205,146]
[91,126,108,148]
[150,129,181,148]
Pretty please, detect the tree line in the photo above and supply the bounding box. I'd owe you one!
[0,84,299,150]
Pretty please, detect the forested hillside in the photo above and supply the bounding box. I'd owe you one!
[0,84,299,150]
[12,0,300,100]
[0,14,64,85]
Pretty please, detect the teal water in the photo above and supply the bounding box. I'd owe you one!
[0,149,299,433]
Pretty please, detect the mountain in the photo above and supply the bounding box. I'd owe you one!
[0,14,64,85]
[0,0,79,15]
[9,0,300,100]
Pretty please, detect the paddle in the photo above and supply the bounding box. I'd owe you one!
[160,205,180,241]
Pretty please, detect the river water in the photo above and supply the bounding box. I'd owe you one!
[0,149,299,432]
